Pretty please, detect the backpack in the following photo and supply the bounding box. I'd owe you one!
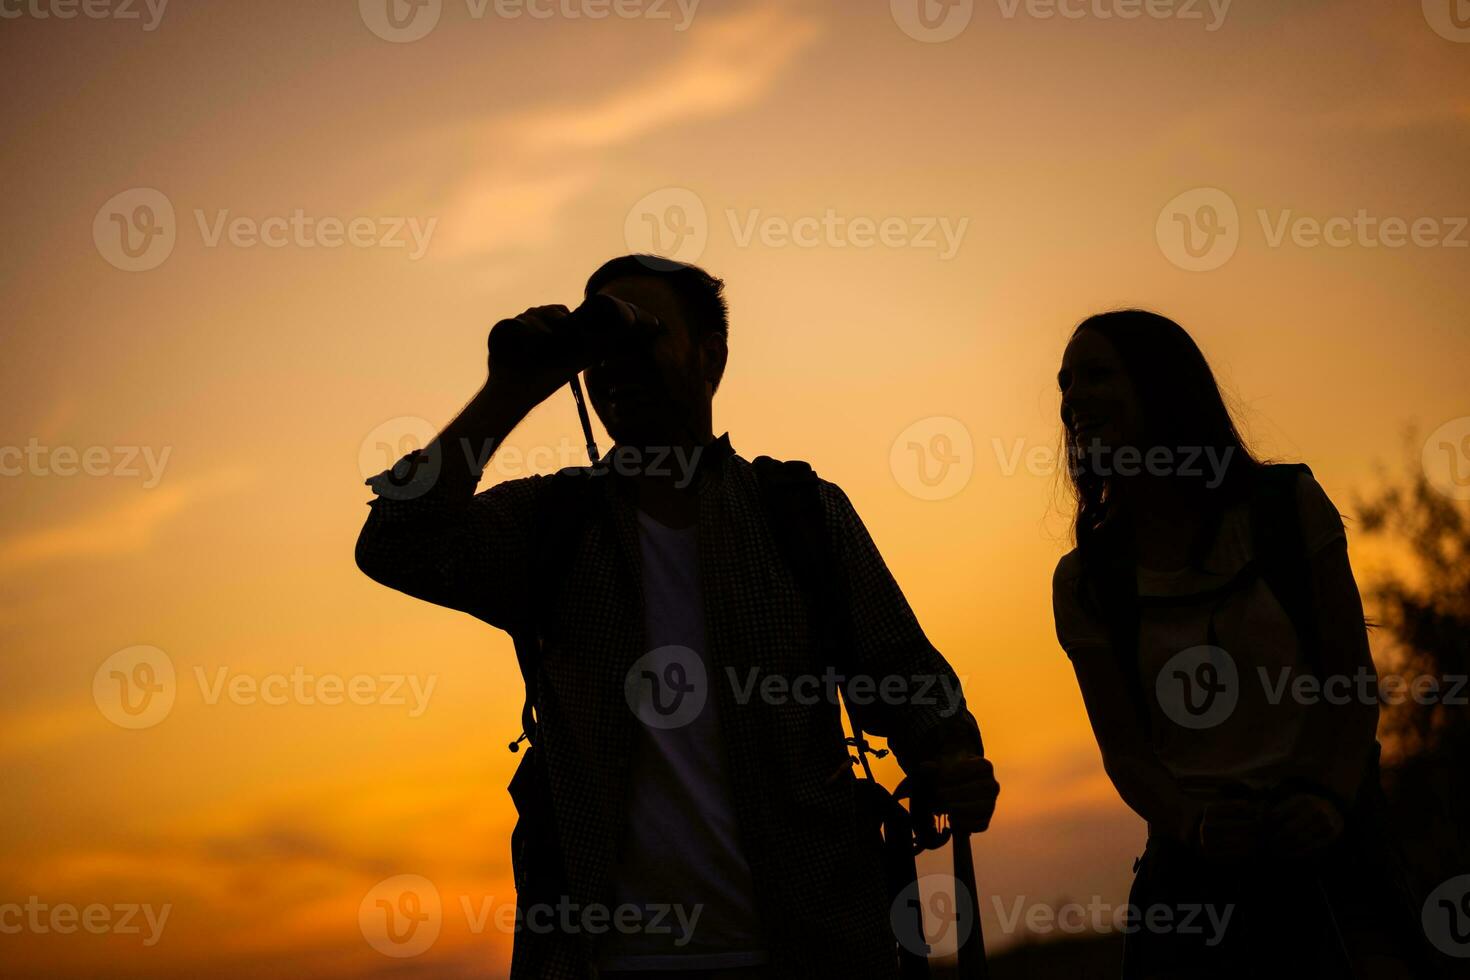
[504,455,952,978]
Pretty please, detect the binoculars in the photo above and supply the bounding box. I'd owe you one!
[487,293,661,368]
[487,294,664,466]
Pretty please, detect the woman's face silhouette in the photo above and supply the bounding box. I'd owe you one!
[1058,327,1140,452]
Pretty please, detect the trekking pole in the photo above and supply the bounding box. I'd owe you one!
[950,828,989,980]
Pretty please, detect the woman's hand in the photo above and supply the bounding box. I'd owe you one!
[1197,799,1264,860]
[1266,792,1345,859]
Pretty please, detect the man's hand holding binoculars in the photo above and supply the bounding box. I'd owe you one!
[486,295,660,416]
[395,295,660,495]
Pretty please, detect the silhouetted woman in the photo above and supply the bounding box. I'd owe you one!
[1051,310,1429,978]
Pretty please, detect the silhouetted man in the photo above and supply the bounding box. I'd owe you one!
[355,255,998,979]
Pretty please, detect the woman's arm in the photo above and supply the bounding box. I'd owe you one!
[1258,477,1380,856]
[1287,532,1381,805]
[1066,638,1205,845]
[1055,559,1267,855]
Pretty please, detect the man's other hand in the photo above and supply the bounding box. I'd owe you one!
[917,753,999,834]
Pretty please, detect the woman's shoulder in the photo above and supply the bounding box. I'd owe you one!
[1052,548,1084,592]
[1052,548,1113,654]
[1251,463,1346,554]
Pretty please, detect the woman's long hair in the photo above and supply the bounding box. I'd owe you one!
[1063,310,1263,571]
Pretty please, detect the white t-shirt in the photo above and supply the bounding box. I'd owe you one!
[595,510,769,971]
[1052,472,1348,797]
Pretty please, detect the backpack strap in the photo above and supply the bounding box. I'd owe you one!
[1092,547,1147,732]
[748,457,848,664]
[1248,462,1321,674]
[750,455,936,978]
[509,467,598,751]
[748,457,894,769]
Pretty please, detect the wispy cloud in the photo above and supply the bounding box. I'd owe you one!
[394,2,823,260]
[502,3,823,151]
[0,466,251,571]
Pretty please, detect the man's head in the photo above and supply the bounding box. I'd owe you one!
[582,255,729,448]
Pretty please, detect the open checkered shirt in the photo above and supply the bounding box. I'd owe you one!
[355,433,980,979]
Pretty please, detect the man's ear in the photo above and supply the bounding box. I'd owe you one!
[701,333,728,391]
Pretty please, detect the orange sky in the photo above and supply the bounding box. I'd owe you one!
[2,0,1468,975]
